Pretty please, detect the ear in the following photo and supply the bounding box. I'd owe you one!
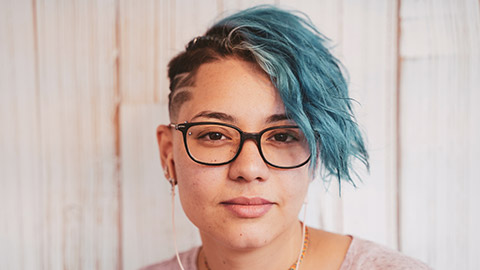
[156,125,176,181]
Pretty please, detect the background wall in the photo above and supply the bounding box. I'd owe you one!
[1,0,479,269]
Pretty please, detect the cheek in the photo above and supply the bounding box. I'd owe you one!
[277,169,310,213]
[175,166,211,225]
[173,148,226,225]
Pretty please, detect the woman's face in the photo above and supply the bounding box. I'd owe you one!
[165,58,310,249]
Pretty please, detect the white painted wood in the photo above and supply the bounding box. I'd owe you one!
[400,0,480,269]
[120,104,201,270]
[119,0,176,104]
[2,0,479,269]
[221,0,277,13]
[340,0,399,249]
[173,0,220,51]
[40,1,119,268]
[117,0,220,103]
[0,0,41,269]
[400,58,480,269]
[278,0,341,44]
[1,0,121,269]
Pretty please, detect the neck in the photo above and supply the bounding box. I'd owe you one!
[198,221,304,270]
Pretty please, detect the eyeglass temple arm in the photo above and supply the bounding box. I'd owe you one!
[169,121,188,130]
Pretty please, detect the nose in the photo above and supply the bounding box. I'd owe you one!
[227,139,270,182]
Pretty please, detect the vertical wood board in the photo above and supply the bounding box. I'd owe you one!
[33,0,120,268]
[0,0,42,269]
[120,104,200,269]
[336,0,399,248]
[399,1,480,268]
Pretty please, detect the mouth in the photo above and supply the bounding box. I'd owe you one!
[221,197,274,218]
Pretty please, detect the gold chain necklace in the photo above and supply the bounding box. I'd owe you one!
[203,227,309,270]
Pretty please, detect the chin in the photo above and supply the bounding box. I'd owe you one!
[224,234,271,250]
[217,222,276,250]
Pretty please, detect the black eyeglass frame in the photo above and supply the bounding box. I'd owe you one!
[169,121,311,169]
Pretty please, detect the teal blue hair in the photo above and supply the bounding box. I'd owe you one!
[168,5,369,187]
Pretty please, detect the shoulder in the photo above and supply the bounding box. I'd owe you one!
[140,246,200,270]
[340,237,431,270]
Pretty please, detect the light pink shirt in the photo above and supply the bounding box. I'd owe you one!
[141,236,431,270]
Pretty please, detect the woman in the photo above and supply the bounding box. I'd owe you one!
[148,5,430,270]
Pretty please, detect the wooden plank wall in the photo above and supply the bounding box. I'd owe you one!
[1,0,479,269]
[399,1,480,269]
[1,0,121,269]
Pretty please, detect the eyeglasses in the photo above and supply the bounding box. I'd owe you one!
[169,121,311,169]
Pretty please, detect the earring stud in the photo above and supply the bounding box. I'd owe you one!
[164,166,177,186]
[164,167,170,178]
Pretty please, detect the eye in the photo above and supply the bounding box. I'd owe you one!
[197,131,229,141]
[189,124,238,144]
[268,132,298,143]
[273,133,289,142]
[205,132,224,140]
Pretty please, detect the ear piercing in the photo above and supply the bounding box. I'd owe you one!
[168,178,177,187]
[164,167,177,186]
[164,166,170,179]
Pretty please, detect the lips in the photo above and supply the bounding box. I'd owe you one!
[221,197,274,218]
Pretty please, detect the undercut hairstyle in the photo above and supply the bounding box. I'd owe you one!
[167,5,369,188]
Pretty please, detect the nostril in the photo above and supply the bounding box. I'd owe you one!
[233,175,266,183]
[234,176,246,182]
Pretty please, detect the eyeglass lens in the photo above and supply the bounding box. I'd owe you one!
[185,124,310,168]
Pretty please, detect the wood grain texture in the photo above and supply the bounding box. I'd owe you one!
[119,0,172,104]
[340,0,399,249]
[0,0,41,269]
[0,1,119,269]
[399,0,480,269]
[41,0,119,268]
[120,104,201,270]
[2,0,479,269]
[221,0,277,12]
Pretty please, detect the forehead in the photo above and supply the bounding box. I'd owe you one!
[176,58,286,126]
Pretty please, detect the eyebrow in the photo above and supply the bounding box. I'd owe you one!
[190,111,236,122]
[190,111,291,125]
[266,114,290,124]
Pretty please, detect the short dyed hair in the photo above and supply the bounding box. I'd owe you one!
[167,5,369,187]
